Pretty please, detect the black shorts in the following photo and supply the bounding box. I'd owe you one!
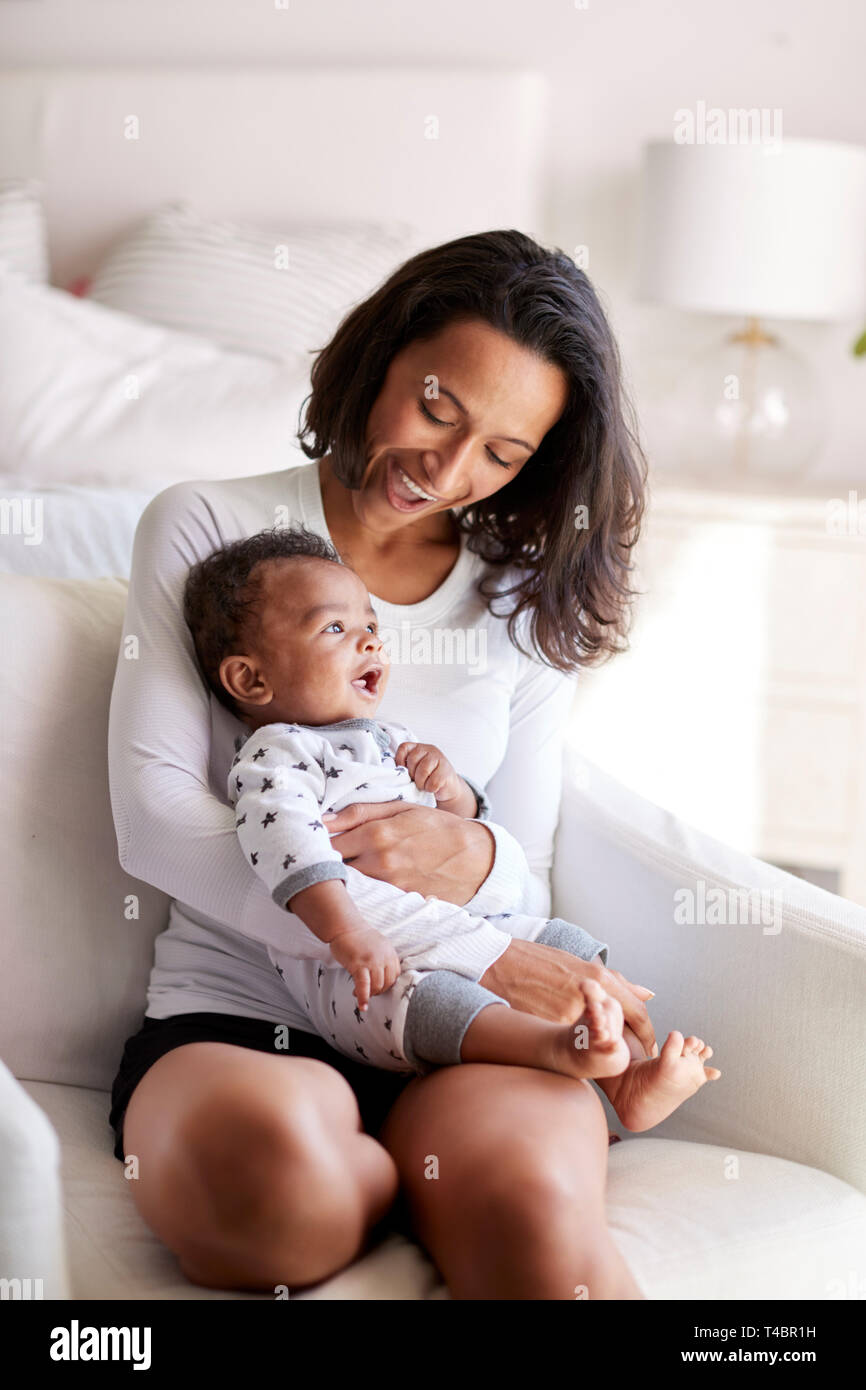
[109,1012,417,1164]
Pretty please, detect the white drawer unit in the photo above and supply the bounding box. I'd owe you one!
[568,477,866,906]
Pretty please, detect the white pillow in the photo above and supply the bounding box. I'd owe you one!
[0,263,314,490]
[0,178,49,282]
[88,200,419,362]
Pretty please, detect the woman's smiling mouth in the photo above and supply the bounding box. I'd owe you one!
[384,456,441,511]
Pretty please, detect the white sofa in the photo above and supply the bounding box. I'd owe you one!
[2,569,866,1301]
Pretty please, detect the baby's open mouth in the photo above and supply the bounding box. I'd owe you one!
[351,665,382,698]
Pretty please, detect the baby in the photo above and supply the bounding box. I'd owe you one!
[183,524,720,1134]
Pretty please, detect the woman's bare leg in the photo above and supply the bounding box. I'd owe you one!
[380,1062,643,1300]
[120,1043,399,1291]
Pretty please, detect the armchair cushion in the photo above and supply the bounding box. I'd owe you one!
[18,1074,866,1301]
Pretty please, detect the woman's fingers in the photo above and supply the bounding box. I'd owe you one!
[322,801,406,834]
[604,966,657,1053]
[608,967,655,1000]
[601,974,656,1058]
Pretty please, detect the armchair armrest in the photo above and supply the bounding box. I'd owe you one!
[552,754,866,1193]
[0,1059,70,1298]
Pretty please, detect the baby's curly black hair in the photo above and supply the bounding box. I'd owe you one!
[183,523,342,720]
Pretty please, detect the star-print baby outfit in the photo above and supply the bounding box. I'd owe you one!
[228,716,609,1074]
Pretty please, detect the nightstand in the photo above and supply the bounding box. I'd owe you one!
[567,474,866,907]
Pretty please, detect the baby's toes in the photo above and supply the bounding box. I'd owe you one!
[698,1043,714,1060]
[683,1035,704,1055]
[581,980,607,1021]
[705,1066,722,1080]
[590,998,615,1042]
[587,1010,605,1037]
[580,980,601,1014]
[601,993,623,1036]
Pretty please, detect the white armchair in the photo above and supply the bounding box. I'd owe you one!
[552,755,866,1299]
[2,569,865,1301]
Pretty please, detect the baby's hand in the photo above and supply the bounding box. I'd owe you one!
[328,927,402,1011]
[395,741,462,804]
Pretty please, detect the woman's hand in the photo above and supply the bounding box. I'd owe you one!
[479,939,658,1059]
[321,801,495,905]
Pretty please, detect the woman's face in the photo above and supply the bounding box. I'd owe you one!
[350,318,569,537]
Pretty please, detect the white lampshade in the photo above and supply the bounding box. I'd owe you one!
[636,137,866,321]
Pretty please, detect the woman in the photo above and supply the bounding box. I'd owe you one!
[107,228,655,1300]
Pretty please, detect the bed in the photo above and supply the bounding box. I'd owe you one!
[0,63,549,579]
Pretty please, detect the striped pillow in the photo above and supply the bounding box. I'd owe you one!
[0,179,49,282]
[88,201,420,363]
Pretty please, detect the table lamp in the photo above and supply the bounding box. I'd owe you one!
[636,137,866,480]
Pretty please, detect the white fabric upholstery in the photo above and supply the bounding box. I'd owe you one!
[604,1135,866,1301]
[0,572,170,1091]
[552,754,866,1195]
[2,568,865,1299]
[0,1061,70,1300]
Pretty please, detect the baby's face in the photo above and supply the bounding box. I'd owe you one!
[229,557,388,728]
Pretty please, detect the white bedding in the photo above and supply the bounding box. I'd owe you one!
[0,190,433,580]
[0,474,161,579]
[0,263,314,493]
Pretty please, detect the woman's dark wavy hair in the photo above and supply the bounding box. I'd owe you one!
[183,524,341,719]
[296,228,648,672]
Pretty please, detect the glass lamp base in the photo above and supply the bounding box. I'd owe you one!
[663,322,824,483]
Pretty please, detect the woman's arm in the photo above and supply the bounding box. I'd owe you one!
[107,483,343,958]
[462,650,577,919]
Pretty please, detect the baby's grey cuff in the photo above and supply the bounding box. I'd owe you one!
[402,971,508,1072]
[272,861,347,911]
[536,917,610,966]
[461,773,491,822]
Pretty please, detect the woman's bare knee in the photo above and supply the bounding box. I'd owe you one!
[121,1046,399,1291]
[380,1064,619,1298]
[383,1066,608,1201]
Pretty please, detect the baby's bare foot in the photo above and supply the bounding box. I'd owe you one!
[547,979,631,1082]
[601,1030,721,1132]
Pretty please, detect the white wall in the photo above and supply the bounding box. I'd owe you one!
[1,0,864,484]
